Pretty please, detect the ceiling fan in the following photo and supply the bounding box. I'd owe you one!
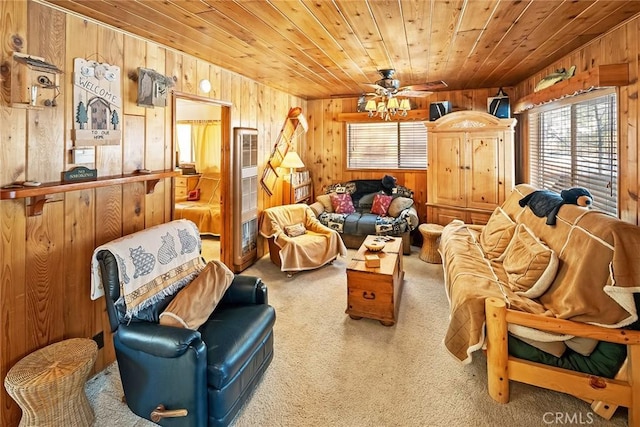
[364,69,447,99]
[358,69,447,119]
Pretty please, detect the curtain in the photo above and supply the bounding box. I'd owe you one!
[191,122,221,174]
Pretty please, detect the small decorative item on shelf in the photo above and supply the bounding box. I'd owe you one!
[429,101,451,121]
[62,166,98,182]
[487,88,510,118]
[534,65,576,92]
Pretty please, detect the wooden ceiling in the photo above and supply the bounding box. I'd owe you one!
[41,0,640,100]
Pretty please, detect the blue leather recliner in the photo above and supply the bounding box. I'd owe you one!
[95,244,275,426]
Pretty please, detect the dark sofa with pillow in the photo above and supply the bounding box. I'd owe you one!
[308,178,419,255]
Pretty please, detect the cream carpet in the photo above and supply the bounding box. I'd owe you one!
[86,246,628,427]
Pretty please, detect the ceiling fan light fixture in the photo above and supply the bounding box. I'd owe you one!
[399,98,411,112]
[387,97,399,112]
[365,99,377,112]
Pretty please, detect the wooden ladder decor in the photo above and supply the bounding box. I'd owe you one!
[260,107,308,196]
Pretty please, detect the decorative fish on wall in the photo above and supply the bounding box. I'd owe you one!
[534,65,576,92]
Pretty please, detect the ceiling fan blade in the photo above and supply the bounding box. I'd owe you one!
[397,90,433,98]
[330,93,362,99]
[400,80,448,91]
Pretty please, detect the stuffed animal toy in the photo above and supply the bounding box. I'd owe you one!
[381,175,397,195]
[519,187,593,225]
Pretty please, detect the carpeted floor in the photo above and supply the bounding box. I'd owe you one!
[86,246,629,427]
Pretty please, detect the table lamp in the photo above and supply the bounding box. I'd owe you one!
[280,151,305,175]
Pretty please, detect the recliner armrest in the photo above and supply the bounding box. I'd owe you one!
[220,275,268,305]
[117,322,204,358]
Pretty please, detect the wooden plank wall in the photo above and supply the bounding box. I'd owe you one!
[513,15,640,226]
[305,88,507,224]
[0,2,305,425]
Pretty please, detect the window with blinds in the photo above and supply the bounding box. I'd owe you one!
[346,121,427,169]
[528,89,617,215]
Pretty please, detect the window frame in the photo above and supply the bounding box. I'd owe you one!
[343,120,428,172]
[527,88,618,216]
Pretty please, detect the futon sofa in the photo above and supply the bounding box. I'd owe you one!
[309,179,419,255]
[440,183,640,422]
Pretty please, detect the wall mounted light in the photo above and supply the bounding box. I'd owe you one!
[199,79,211,94]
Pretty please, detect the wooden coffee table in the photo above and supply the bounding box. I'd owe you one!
[345,235,404,326]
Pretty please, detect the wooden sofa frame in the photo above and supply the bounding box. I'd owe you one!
[485,297,640,426]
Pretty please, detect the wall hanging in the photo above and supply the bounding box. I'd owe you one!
[72,58,122,146]
[137,67,175,108]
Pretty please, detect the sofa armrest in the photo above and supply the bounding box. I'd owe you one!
[117,322,204,358]
[403,206,419,229]
[220,275,269,305]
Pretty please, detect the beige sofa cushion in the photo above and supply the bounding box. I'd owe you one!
[316,193,334,213]
[500,224,559,298]
[479,207,516,259]
[388,196,413,217]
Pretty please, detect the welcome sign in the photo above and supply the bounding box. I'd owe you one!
[72,58,122,146]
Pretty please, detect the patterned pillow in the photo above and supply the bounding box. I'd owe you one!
[371,194,393,216]
[284,222,306,237]
[330,193,355,214]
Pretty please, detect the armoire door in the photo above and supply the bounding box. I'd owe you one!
[429,132,465,206]
[466,132,501,210]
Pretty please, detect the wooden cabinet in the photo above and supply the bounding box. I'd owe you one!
[174,174,200,201]
[426,111,516,226]
[283,170,312,204]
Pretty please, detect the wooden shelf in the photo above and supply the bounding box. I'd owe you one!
[1,169,180,216]
[283,171,312,204]
[513,64,629,114]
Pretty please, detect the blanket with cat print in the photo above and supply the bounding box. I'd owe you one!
[90,219,205,320]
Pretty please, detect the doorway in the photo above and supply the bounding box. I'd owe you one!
[172,93,231,266]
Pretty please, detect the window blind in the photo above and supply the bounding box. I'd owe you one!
[529,89,617,215]
[346,121,427,169]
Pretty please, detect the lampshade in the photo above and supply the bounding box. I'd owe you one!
[387,97,399,110]
[399,98,411,111]
[365,99,377,112]
[280,151,305,173]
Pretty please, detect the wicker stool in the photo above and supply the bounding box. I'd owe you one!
[4,338,98,427]
[419,223,444,263]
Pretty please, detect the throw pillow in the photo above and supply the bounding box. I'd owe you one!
[187,188,200,201]
[371,193,393,216]
[357,191,383,210]
[159,260,234,330]
[500,224,559,298]
[316,193,334,213]
[387,196,413,217]
[479,207,516,260]
[330,193,355,214]
[284,222,306,237]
